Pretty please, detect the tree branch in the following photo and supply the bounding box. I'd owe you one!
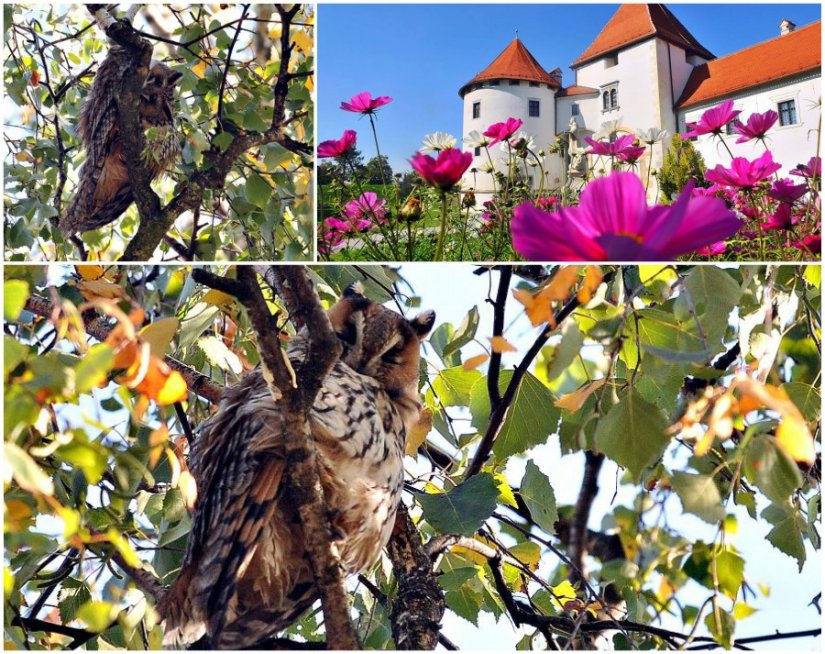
[192,265,357,649]
[386,507,445,650]
[568,451,604,589]
[487,267,512,411]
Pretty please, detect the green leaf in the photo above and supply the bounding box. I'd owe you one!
[74,344,114,393]
[783,382,821,422]
[432,366,482,407]
[212,130,233,152]
[744,435,802,503]
[4,279,29,322]
[57,439,109,485]
[417,473,499,536]
[518,460,558,535]
[77,600,116,633]
[705,610,735,649]
[197,335,243,375]
[595,390,669,481]
[634,308,709,363]
[4,442,54,495]
[762,502,807,571]
[678,266,741,347]
[670,472,725,524]
[470,372,560,460]
[58,579,92,624]
[442,306,479,358]
[536,321,583,383]
[715,550,745,599]
[4,335,29,375]
[245,173,273,208]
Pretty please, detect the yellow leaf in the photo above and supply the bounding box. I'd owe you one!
[15,151,34,163]
[513,288,553,327]
[202,288,235,307]
[192,60,207,78]
[291,29,313,53]
[153,370,188,406]
[405,407,433,457]
[76,265,106,281]
[4,499,33,531]
[577,265,603,304]
[463,353,489,371]
[544,266,581,301]
[509,541,541,570]
[106,528,140,568]
[554,378,606,413]
[179,470,198,511]
[776,415,815,464]
[489,336,517,353]
[77,278,126,301]
[147,426,169,468]
[733,603,758,619]
[139,318,179,358]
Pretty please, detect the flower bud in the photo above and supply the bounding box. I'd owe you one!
[399,197,424,222]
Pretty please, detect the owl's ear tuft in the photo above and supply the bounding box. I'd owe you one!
[411,310,436,338]
[343,281,365,298]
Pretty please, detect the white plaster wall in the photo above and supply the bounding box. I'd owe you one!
[678,74,821,175]
[461,82,557,198]
[555,94,600,135]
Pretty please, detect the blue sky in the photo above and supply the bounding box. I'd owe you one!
[318,3,822,171]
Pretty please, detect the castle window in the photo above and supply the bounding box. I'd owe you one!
[528,100,540,117]
[529,81,539,87]
[489,80,500,87]
[778,99,798,126]
[602,83,619,111]
[473,101,481,119]
[509,80,520,86]
[724,121,735,135]
[474,146,481,156]
[571,103,580,116]
[605,54,618,68]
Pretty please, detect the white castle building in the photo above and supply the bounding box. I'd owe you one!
[459,4,821,199]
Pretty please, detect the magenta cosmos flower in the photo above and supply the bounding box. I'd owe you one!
[791,234,821,255]
[511,171,741,261]
[760,203,798,231]
[684,99,741,138]
[340,91,392,114]
[343,192,388,223]
[769,179,808,204]
[317,129,357,158]
[483,118,523,146]
[705,150,782,189]
[584,134,635,157]
[697,241,727,256]
[791,156,822,181]
[732,110,778,143]
[410,148,473,190]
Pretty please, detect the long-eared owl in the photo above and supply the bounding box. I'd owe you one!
[59,45,182,235]
[161,283,435,649]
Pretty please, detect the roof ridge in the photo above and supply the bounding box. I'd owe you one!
[707,18,820,63]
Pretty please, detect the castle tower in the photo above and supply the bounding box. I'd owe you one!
[458,38,561,202]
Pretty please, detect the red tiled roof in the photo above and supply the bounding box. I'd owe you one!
[677,21,821,108]
[459,38,560,96]
[572,4,714,68]
[556,85,599,97]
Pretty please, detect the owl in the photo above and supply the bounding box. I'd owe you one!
[161,283,435,649]
[59,45,182,236]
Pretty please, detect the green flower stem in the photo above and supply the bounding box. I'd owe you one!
[434,191,449,261]
[368,113,389,189]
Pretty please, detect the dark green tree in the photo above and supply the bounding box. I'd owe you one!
[658,136,708,203]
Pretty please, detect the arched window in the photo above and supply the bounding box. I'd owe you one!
[603,91,609,110]
[610,88,617,108]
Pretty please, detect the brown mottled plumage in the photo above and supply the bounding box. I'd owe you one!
[60,46,182,235]
[161,284,435,649]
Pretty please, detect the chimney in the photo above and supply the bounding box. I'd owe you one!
[780,19,796,35]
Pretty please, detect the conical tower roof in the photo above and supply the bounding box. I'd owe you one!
[572,4,714,68]
[459,38,560,97]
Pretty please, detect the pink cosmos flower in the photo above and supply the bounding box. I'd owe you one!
[769,178,808,204]
[684,99,741,138]
[760,203,797,231]
[616,144,647,164]
[697,241,727,256]
[511,171,741,261]
[790,157,822,181]
[535,196,557,211]
[584,134,635,157]
[705,151,782,189]
[732,110,778,143]
[410,148,473,190]
[317,129,357,158]
[343,192,388,223]
[483,118,523,146]
[791,233,821,255]
[340,91,392,114]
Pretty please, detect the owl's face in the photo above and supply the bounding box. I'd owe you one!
[140,62,183,126]
[327,283,435,399]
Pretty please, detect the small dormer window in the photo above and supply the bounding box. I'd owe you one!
[605,53,618,68]
[572,103,580,116]
[529,99,540,117]
[529,81,539,87]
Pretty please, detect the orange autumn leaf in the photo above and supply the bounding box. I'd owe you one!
[555,378,607,413]
[77,278,126,302]
[577,265,604,304]
[463,353,489,371]
[514,266,583,327]
[544,266,581,301]
[513,288,554,327]
[148,425,169,468]
[489,336,517,353]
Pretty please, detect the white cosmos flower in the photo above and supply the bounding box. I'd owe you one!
[636,127,669,144]
[463,130,491,149]
[420,131,457,152]
[596,118,624,139]
[481,161,495,173]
